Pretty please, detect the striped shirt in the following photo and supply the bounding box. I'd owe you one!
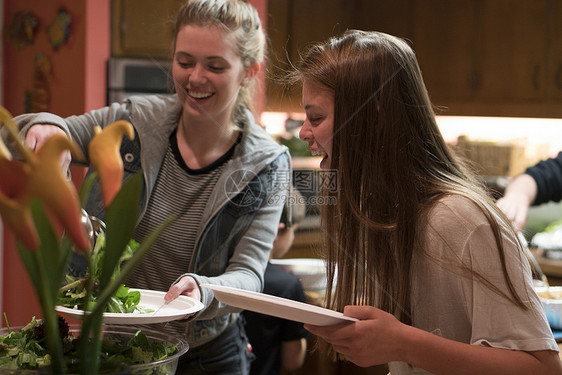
[127,131,239,292]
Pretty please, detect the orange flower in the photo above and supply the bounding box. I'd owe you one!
[88,120,134,208]
[28,134,90,252]
[0,107,89,252]
[0,156,38,249]
[0,109,37,249]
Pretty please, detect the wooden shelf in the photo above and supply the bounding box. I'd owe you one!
[537,256,562,282]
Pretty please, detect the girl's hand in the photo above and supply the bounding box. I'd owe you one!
[305,305,407,368]
[26,125,71,172]
[165,275,202,302]
[165,276,202,319]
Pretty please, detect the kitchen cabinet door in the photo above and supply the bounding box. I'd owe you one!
[265,0,355,112]
[112,0,184,59]
[353,0,413,38]
[547,0,562,100]
[475,0,548,101]
[265,0,414,112]
[265,0,295,111]
[411,0,478,103]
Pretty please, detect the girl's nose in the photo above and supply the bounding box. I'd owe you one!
[299,121,312,142]
[189,64,207,84]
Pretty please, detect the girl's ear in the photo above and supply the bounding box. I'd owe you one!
[244,62,260,80]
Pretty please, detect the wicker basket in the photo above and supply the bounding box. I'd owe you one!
[453,135,548,177]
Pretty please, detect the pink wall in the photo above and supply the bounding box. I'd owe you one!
[84,0,110,112]
[3,0,109,117]
[2,0,109,327]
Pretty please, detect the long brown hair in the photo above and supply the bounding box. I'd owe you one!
[291,30,528,323]
[173,0,265,123]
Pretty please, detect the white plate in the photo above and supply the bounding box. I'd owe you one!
[55,288,204,324]
[201,284,357,326]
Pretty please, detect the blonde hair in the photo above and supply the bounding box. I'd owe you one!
[173,0,265,123]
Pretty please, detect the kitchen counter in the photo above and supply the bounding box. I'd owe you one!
[536,256,562,279]
[286,229,322,259]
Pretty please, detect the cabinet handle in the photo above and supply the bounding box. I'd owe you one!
[533,64,540,91]
[556,64,562,91]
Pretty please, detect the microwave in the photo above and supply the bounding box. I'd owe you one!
[107,57,173,105]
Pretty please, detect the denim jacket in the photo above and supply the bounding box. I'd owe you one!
[9,95,291,347]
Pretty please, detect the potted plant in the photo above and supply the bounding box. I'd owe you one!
[0,107,183,374]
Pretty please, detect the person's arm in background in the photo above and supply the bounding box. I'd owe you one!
[496,174,537,232]
[281,338,307,372]
[497,151,562,232]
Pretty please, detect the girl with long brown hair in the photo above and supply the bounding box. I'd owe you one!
[293,30,561,374]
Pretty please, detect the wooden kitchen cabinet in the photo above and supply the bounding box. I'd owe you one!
[548,0,562,101]
[266,0,562,118]
[474,0,548,101]
[265,0,415,112]
[411,0,556,116]
[411,0,478,103]
[111,0,183,59]
[412,0,550,104]
[265,0,356,112]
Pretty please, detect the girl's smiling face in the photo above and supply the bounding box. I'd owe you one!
[299,80,335,169]
[172,24,247,125]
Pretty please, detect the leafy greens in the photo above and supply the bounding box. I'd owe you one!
[58,233,153,314]
[0,317,178,370]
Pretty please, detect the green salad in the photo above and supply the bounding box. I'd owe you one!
[0,317,177,370]
[58,233,153,314]
[0,233,178,371]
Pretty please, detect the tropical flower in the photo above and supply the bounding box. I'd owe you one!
[0,156,37,249]
[0,107,89,252]
[88,120,135,208]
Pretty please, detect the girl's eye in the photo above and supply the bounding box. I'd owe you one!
[308,117,322,125]
[177,61,193,68]
[208,65,226,72]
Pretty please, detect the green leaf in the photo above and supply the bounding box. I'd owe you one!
[56,236,74,291]
[99,172,143,290]
[18,199,64,300]
[106,297,125,313]
[122,290,140,311]
[15,200,68,373]
[78,172,97,207]
[114,284,129,299]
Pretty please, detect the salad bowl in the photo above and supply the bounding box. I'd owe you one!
[0,324,188,375]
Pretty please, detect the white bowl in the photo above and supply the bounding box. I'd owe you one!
[536,286,562,330]
[269,258,329,291]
